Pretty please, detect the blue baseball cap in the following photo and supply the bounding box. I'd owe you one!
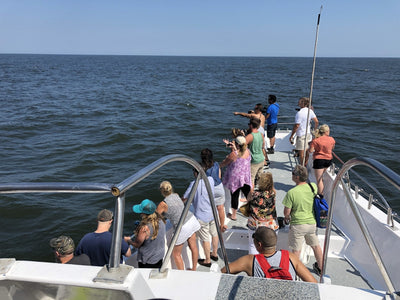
[132,199,156,215]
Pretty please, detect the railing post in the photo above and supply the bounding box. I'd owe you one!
[368,194,373,209]
[109,193,125,269]
[387,208,393,228]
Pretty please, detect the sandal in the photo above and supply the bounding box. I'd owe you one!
[227,213,237,221]
[210,253,218,261]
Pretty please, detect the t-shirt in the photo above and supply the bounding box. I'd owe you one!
[266,103,280,125]
[66,253,91,265]
[137,220,166,265]
[75,231,129,267]
[282,183,317,225]
[163,193,193,228]
[311,135,335,160]
[295,107,316,137]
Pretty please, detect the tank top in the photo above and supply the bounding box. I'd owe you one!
[163,193,193,228]
[249,132,264,164]
[206,162,222,186]
[253,251,296,280]
[222,150,252,193]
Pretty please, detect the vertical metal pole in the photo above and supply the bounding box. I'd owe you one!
[302,6,323,166]
[109,193,125,269]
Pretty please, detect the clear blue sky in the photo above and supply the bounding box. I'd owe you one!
[1,1,399,57]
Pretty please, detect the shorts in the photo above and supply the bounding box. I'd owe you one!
[251,161,264,186]
[295,134,312,151]
[313,159,332,169]
[213,183,226,206]
[267,123,278,138]
[197,219,217,241]
[288,224,320,251]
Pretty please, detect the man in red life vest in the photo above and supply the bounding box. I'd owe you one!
[221,227,317,283]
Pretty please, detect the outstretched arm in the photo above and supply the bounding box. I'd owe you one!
[234,112,251,118]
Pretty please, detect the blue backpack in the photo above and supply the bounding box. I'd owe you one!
[308,183,329,228]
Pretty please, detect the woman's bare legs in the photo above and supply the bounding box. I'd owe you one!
[172,244,184,270]
[217,204,227,232]
[314,168,327,195]
[187,233,199,271]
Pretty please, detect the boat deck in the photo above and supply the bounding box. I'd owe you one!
[197,130,372,290]
[2,131,393,299]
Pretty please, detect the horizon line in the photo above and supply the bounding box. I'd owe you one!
[0,52,399,59]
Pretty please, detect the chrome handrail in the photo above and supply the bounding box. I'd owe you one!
[0,154,230,274]
[0,182,112,194]
[322,157,400,296]
[332,152,398,226]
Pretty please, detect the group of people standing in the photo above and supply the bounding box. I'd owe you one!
[49,94,335,283]
[222,95,335,280]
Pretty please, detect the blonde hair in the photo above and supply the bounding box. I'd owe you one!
[236,141,248,157]
[160,181,173,197]
[314,124,330,138]
[231,128,244,138]
[137,212,165,240]
[257,172,274,192]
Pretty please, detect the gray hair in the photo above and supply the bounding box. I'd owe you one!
[292,165,308,182]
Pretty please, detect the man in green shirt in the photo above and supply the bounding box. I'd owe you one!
[283,164,323,275]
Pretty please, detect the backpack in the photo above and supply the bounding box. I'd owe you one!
[255,250,293,280]
[308,183,329,228]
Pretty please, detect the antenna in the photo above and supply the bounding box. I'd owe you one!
[302,5,323,166]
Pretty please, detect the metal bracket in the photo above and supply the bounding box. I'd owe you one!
[0,258,16,275]
[149,268,170,279]
[93,264,133,284]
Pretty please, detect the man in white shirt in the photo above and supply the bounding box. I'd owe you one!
[289,97,318,166]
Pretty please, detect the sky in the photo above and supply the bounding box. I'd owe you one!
[0,1,399,57]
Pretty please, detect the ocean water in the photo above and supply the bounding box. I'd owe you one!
[0,54,399,261]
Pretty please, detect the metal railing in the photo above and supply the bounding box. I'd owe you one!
[0,154,230,276]
[331,152,399,226]
[322,157,400,297]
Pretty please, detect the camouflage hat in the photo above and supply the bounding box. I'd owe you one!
[49,235,75,255]
[97,209,113,222]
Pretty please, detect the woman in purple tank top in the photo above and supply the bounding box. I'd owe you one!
[220,135,252,220]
